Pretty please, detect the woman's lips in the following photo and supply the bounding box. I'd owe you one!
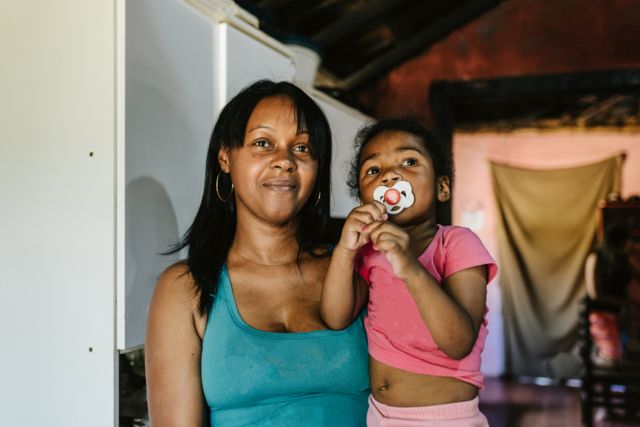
[263,179,298,192]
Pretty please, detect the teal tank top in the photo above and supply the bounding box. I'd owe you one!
[201,265,369,426]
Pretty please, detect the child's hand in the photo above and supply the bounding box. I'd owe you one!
[368,222,420,279]
[338,201,388,252]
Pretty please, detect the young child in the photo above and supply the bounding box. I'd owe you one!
[321,118,497,426]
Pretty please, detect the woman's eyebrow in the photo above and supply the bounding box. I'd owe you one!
[247,125,273,133]
[247,126,310,136]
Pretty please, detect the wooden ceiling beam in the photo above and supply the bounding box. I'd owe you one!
[312,0,413,47]
[337,0,504,90]
[257,0,297,9]
[295,0,342,23]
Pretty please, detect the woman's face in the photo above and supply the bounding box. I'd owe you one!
[218,96,318,225]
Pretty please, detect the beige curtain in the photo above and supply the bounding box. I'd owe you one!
[492,156,622,378]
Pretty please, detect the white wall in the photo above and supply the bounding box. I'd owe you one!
[0,0,120,425]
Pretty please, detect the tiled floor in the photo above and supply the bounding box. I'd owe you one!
[479,377,640,427]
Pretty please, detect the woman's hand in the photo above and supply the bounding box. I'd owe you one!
[337,201,387,252]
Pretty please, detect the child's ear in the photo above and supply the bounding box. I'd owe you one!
[218,147,231,173]
[437,176,451,202]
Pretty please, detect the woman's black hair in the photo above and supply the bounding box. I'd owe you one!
[594,223,631,299]
[168,80,332,315]
[347,118,453,221]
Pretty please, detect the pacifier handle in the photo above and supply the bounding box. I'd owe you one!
[383,188,401,205]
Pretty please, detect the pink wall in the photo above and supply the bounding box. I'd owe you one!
[453,130,640,376]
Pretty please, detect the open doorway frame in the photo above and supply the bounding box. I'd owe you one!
[428,68,640,378]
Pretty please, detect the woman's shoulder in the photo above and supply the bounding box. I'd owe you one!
[151,261,202,323]
[156,261,195,293]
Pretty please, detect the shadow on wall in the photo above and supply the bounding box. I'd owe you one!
[126,176,179,348]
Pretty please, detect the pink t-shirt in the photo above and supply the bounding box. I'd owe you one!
[357,225,498,388]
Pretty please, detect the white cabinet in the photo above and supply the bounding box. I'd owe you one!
[308,89,370,218]
[121,0,295,350]
[225,25,295,103]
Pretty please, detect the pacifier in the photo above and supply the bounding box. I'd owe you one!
[373,181,414,215]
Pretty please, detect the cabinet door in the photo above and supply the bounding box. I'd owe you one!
[225,24,295,103]
[312,93,370,218]
[121,0,217,350]
[121,3,294,350]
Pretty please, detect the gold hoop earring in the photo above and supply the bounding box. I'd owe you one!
[216,171,234,202]
[314,191,321,207]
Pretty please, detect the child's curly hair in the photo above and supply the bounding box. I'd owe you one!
[347,118,454,200]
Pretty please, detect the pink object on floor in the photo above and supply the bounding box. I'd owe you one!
[589,310,622,360]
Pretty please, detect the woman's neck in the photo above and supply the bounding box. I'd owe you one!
[230,215,301,266]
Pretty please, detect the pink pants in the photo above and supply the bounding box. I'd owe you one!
[367,395,489,427]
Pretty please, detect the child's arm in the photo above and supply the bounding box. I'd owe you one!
[321,202,387,329]
[321,246,368,329]
[370,223,487,359]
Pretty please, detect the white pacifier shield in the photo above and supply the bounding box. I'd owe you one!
[373,181,415,215]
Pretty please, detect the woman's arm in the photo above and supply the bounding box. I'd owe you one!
[146,263,206,427]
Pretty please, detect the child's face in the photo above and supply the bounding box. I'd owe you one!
[358,130,449,226]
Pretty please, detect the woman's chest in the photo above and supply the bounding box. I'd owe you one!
[201,323,369,410]
[200,268,370,410]
[229,265,327,332]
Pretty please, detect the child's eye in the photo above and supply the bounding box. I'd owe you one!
[365,166,380,176]
[253,139,271,148]
[292,143,311,154]
[402,158,417,167]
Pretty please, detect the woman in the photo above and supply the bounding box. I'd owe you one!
[145,80,369,426]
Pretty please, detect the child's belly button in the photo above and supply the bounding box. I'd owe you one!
[376,382,389,391]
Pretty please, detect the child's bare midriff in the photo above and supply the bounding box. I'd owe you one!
[370,357,478,407]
